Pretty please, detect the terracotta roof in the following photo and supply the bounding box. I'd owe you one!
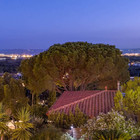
[47,90,117,117]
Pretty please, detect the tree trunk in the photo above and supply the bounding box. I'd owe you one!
[32,93,34,106]
[1,135,4,140]
[35,94,38,105]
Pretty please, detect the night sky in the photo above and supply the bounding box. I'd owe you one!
[0,0,140,49]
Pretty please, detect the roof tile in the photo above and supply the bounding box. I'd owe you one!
[48,90,117,117]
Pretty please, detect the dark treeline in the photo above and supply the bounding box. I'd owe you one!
[125,56,140,77]
[0,55,140,78]
[0,58,22,73]
[125,56,140,62]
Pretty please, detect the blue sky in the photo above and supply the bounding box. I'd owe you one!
[0,0,140,49]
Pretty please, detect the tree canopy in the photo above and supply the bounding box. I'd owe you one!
[114,77,140,121]
[0,73,28,116]
[20,42,129,95]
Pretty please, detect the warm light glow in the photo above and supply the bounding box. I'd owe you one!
[0,53,32,59]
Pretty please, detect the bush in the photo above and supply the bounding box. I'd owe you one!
[61,132,85,140]
[114,78,140,122]
[48,107,88,129]
[30,104,48,120]
[31,125,63,140]
[82,110,140,139]
[90,130,131,140]
[61,133,75,140]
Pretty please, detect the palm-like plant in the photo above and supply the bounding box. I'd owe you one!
[12,107,33,140]
[0,121,9,140]
[92,130,131,140]
[0,103,9,140]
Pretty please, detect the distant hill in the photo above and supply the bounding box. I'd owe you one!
[0,48,139,55]
[0,49,45,55]
[122,49,140,54]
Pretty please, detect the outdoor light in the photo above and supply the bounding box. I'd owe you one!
[71,125,73,129]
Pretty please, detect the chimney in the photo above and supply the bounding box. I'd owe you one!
[117,81,120,91]
[105,86,107,91]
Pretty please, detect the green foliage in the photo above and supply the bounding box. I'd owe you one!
[20,42,129,94]
[12,107,33,140]
[48,107,88,129]
[92,130,131,140]
[32,116,44,132]
[15,107,31,122]
[0,73,28,117]
[0,103,10,139]
[48,90,56,107]
[61,133,75,140]
[114,91,123,111]
[74,107,88,127]
[61,132,85,140]
[0,103,9,122]
[20,56,53,105]
[31,125,63,140]
[30,104,48,131]
[30,104,48,119]
[0,79,4,102]
[82,110,140,139]
[114,77,140,121]
[0,121,9,140]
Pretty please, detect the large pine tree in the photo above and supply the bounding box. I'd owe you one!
[20,42,129,95]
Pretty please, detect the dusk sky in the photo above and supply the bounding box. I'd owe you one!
[0,0,140,49]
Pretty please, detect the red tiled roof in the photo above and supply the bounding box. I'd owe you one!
[47,90,117,117]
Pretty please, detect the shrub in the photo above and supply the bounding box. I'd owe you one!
[90,130,131,140]
[31,125,63,140]
[48,107,88,129]
[30,104,48,121]
[114,78,140,122]
[82,110,140,139]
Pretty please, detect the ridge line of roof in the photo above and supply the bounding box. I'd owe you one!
[48,90,117,113]
[48,90,97,111]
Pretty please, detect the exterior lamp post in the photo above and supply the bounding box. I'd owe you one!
[71,125,73,137]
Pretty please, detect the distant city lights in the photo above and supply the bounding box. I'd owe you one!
[0,53,32,59]
[123,53,140,56]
